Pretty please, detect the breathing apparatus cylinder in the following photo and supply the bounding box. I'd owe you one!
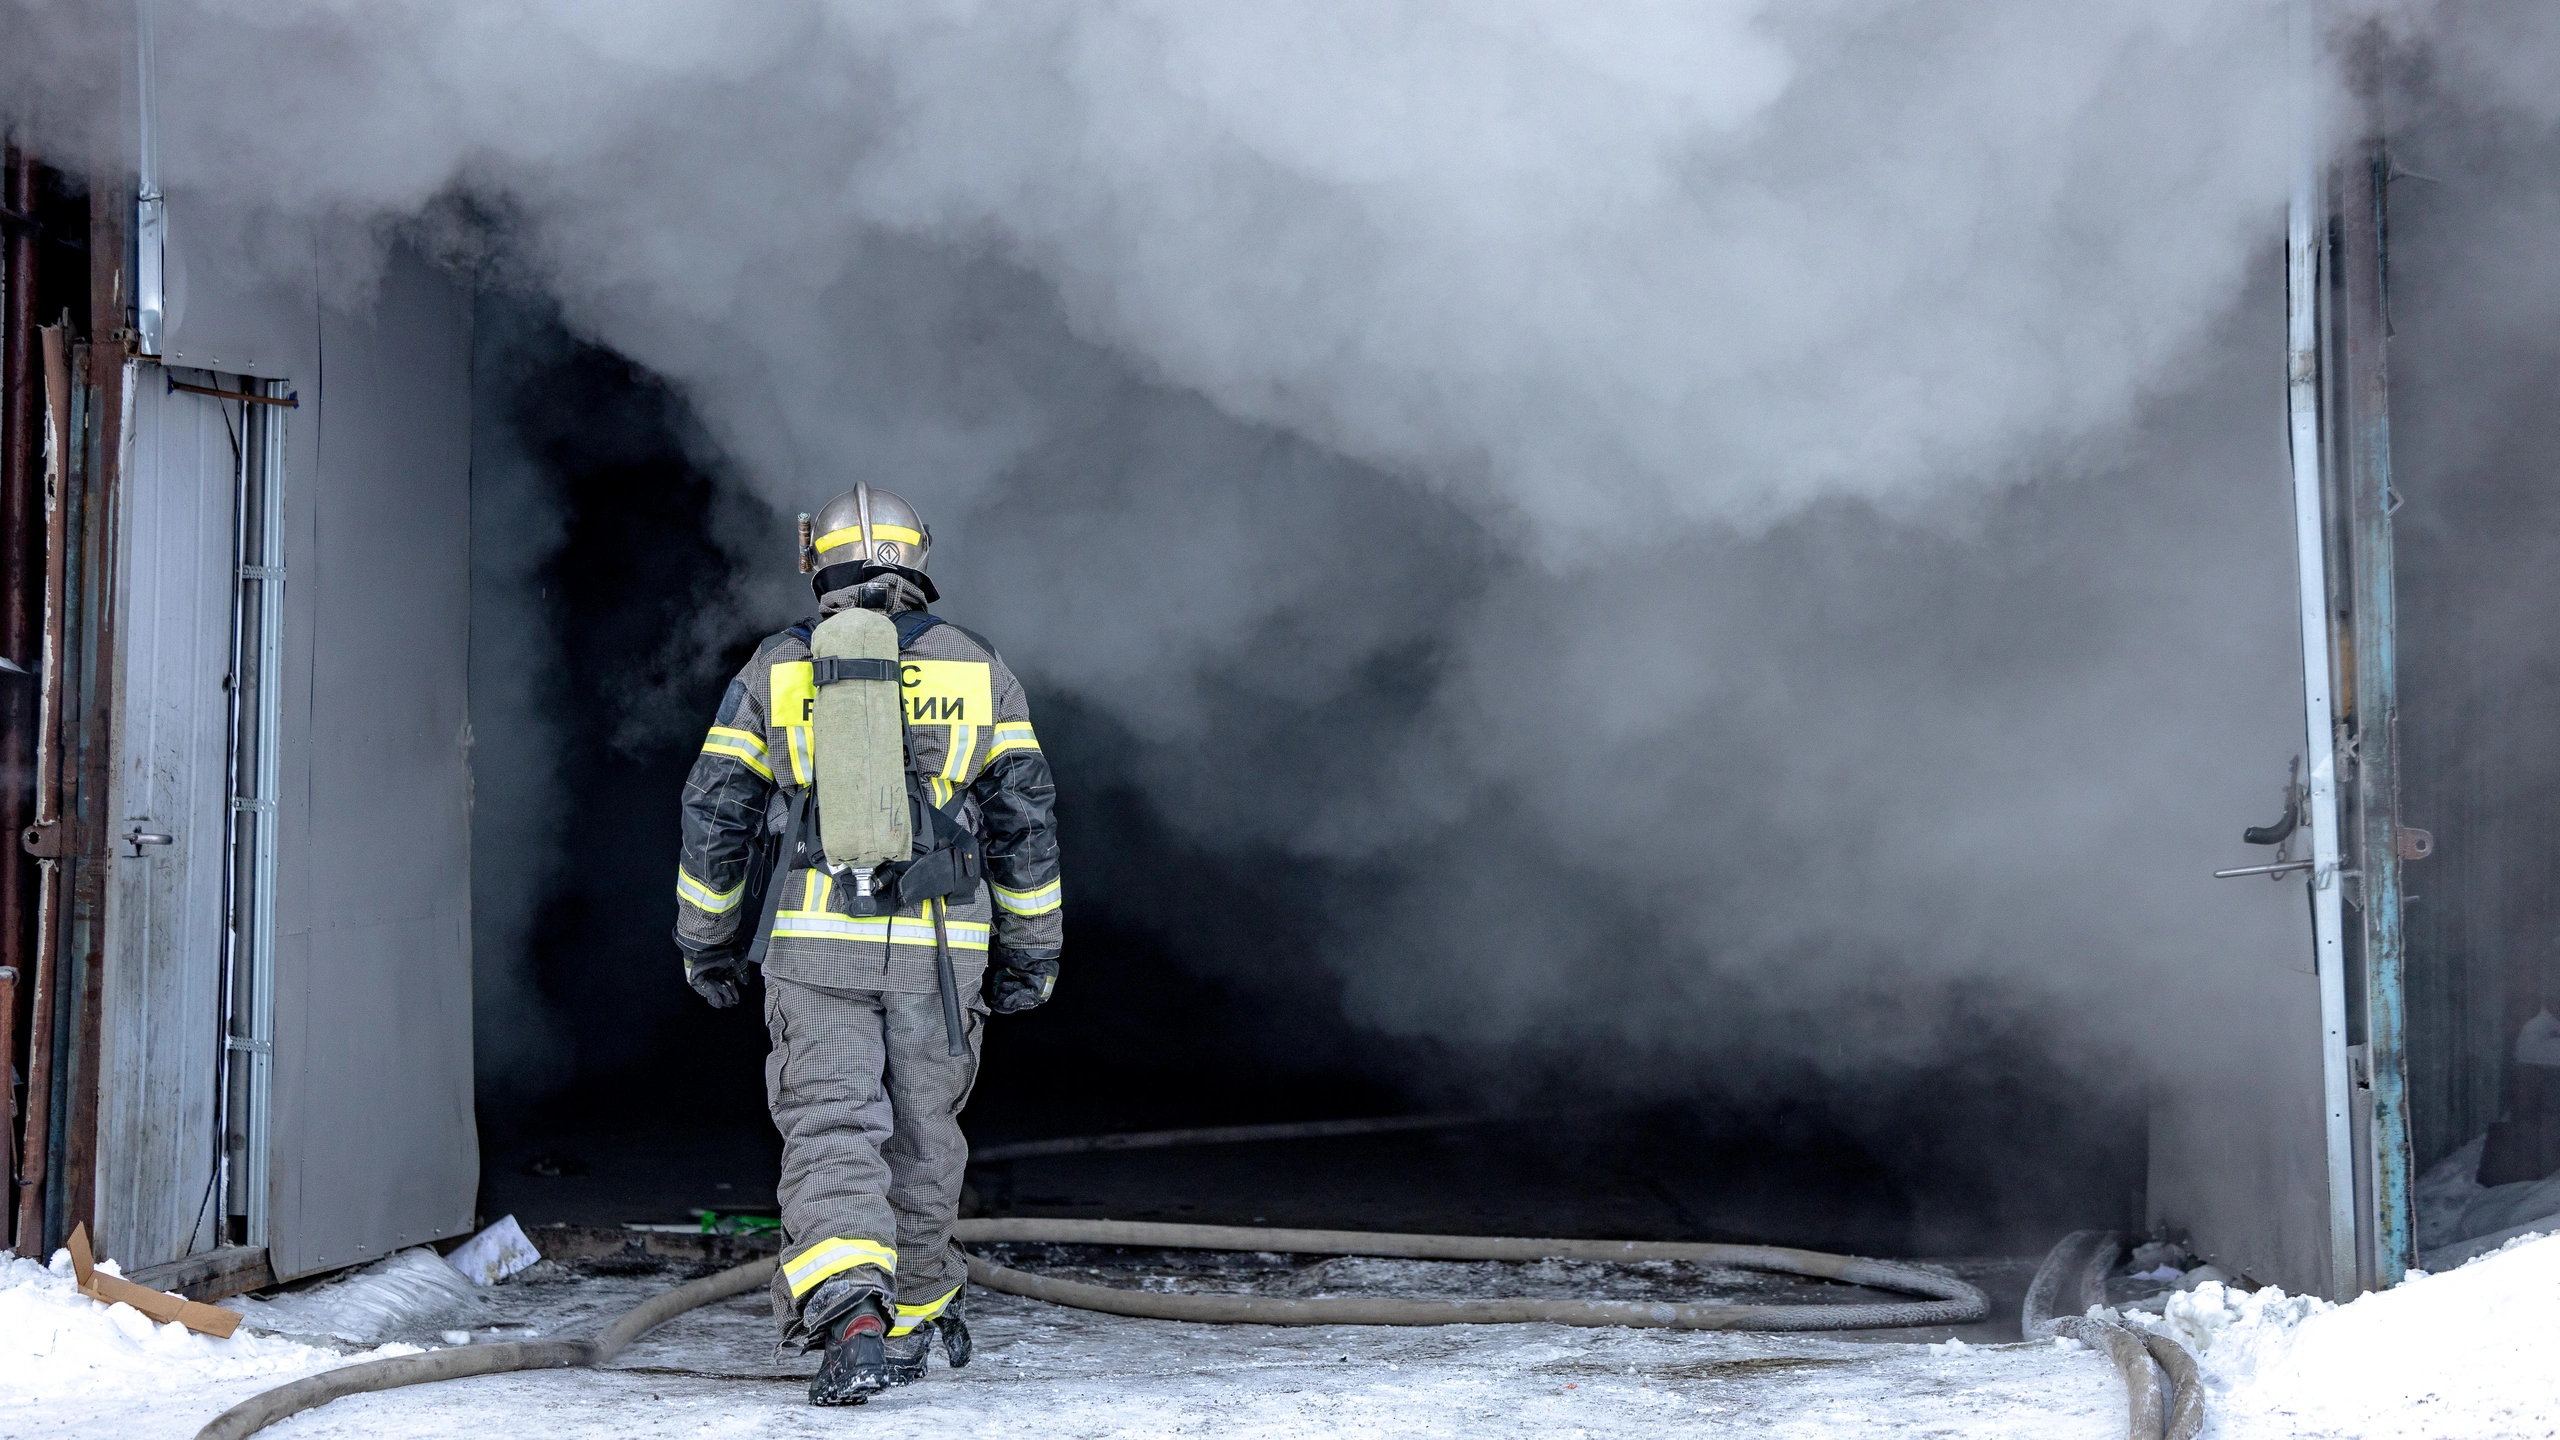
[810,608,911,872]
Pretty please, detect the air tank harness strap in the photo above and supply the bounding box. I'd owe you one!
[881,796,983,909]
[810,657,899,684]
[740,786,813,970]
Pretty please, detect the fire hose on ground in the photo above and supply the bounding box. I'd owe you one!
[2021,1228,2206,1440]
[195,1216,1991,1439]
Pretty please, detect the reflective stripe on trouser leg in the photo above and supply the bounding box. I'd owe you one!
[890,1282,964,1336]
[782,1237,898,1299]
[764,976,984,1343]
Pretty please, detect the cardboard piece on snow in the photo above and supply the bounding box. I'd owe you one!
[67,1224,243,1338]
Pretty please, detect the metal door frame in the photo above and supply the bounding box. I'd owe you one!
[217,378,286,1247]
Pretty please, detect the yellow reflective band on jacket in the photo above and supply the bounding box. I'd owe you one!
[771,897,992,951]
[889,1283,963,1336]
[813,522,924,555]
[784,1237,898,1299]
[992,878,1062,916]
[987,721,1040,761]
[770,661,815,786]
[676,867,744,915]
[700,725,773,782]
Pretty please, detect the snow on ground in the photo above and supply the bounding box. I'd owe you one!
[0,1251,419,1437]
[2127,1232,2560,1440]
[257,1284,2126,1440]
[8,1250,2121,1440]
[12,1233,2557,1438]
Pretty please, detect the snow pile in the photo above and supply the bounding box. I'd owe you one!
[0,1252,399,1413]
[2136,1233,2560,1439]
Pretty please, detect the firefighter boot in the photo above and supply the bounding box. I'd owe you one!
[808,1293,893,1406]
[884,1326,932,1386]
[934,1288,973,1368]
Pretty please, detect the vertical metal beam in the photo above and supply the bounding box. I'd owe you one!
[219,379,285,1245]
[0,146,39,1251]
[2287,0,2361,1305]
[13,321,71,1255]
[2336,55,2414,1289]
[131,0,165,359]
[58,184,129,1248]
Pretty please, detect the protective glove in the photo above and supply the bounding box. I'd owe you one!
[683,951,747,1010]
[984,955,1059,1015]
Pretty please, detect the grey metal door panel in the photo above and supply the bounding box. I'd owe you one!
[2145,947,2333,1294]
[96,377,239,1267]
[264,247,477,1282]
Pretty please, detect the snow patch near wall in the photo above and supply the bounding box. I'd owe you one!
[2126,1232,2560,1439]
[0,1253,411,1414]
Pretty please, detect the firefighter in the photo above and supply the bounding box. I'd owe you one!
[673,484,1063,1405]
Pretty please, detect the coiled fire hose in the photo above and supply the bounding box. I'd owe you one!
[196,1217,1989,1438]
[2022,1228,2206,1440]
[953,1217,1988,1329]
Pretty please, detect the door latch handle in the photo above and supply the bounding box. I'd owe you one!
[2214,859,2314,880]
[123,827,174,855]
[2243,757,2304,846]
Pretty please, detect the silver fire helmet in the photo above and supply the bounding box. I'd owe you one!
[802,483,933,598]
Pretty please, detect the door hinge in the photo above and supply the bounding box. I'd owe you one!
[2394,825,2434,861]
[20,821,64,858]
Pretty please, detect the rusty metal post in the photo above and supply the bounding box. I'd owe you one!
[13,320,70,1255]
[1,146,40,1253]
[58,191,127,1241]
[2336,58,2415,1291]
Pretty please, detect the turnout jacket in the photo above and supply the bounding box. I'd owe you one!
[674,604,1062,994]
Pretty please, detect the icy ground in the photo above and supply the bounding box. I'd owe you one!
[6,1234,2556,1439]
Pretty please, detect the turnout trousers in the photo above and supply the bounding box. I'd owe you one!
[763,973,986,1344]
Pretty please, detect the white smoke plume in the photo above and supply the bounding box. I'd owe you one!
[7,1,2529,1101]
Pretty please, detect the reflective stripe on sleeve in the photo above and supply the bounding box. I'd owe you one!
[889,1283,964,1336]
[783,1237,898,1298]
[677,868,744,915]
[700,725,773,781]
[992,878,1062,916]
[986,721,1040,760]
[940,720,979,787]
